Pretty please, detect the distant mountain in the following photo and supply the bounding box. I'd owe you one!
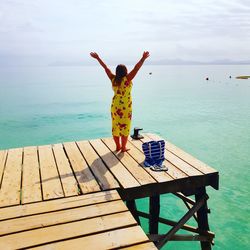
[148,59,250,65]
[48,59,250,66]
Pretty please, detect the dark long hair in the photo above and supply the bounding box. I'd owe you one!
[113,64,127,86]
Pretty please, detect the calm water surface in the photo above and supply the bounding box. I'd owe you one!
[0,65,249,249]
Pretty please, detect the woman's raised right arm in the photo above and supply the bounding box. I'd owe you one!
[90,52,114,80]
[127,51,150,81]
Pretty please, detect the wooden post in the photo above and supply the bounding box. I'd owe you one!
[149,195,160,234]
[126,199,141,225]
[195,187,211,250]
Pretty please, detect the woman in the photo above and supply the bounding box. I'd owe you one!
[90,51,150,152]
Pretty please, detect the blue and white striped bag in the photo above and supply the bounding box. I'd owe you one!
[142,140,168,171]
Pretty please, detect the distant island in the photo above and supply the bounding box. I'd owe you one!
[48,59,250,67]
[236,76,250,79]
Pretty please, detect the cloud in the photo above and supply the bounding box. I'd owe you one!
[0,0,249,65]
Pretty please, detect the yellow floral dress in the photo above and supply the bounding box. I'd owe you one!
[111,77,132,137]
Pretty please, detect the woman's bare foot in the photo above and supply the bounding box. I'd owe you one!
[121,147,130,152]
[121,136,129,152]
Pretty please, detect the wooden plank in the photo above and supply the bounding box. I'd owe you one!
[0,148,23,207]
[122,242,157,249]
[0,150,7,187]
[63,142,101,194]
[102,137,156,185]
[22,146,42,204]
[0,200,128,236]
[38,145,64,200]
[31,226,149,250]
[146,133,217,174]
[127,139,175,182]
[0,212,137,249]
[52,144,78,197]
[142,135,202,177]
[90,139,140,188]
[167,141,217,174]
[76,140,119,190]
[0,190,120,221]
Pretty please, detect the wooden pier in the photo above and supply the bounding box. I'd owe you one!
[0,133,219,249]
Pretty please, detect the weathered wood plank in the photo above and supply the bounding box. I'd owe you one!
[38,145,64,200]
[146,133,217,174]
[63,142,101,194]
[0,212,137,249]
[22,146,42,204]
[122,242,157,249]
[76,140,119,190]
[31,226,149,250]
[0,200,128,236]
[102,137,156,185]
[0,150,7,187]
[0,190,120,221]
[52,144,78,197]
[90,139,140,188]
[127,139,175,182]
[0,148,23,207]
[142,135,202,177]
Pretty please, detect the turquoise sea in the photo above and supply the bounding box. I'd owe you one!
[0,65,249,249]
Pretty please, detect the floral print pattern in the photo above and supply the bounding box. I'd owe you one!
[111,77,132,136]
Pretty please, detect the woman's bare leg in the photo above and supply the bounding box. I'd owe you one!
[113,136,121,151]
[121,136,130,152]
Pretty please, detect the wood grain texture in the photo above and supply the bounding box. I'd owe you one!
[102,137,156,185]
[38,145,64,200]
[31,226,150,250]
[0,150,7,187]
[0,148,23,207]
[53,144,78,197]
[122,242,157,249]
[22,146,42,204]
[76,140,119,190]
[90,139,140,188]
[0,212,137,249]
[63,142,101,194]
[0,190,120,221]
[0,200,128,236]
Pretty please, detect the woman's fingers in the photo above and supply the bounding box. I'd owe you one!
[90,52,99,58]
[143,51,150,59]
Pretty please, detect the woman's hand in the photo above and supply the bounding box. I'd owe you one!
[142,51,150,60]
[90,52,99,59]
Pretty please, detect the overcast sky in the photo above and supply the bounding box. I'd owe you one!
[0,0,250,66]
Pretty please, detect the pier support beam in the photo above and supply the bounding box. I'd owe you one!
[195,187,211,250]
[149,195,160,234]
[156,193,208,249]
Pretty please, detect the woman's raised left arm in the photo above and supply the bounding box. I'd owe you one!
[90,52,114,80]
